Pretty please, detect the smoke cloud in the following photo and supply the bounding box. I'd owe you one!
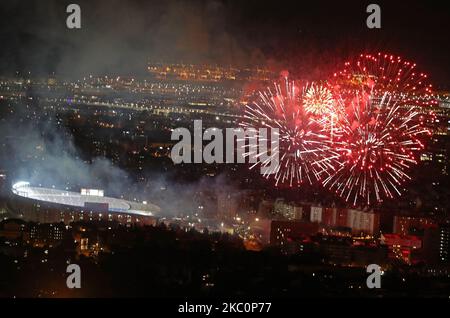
[0,101,242,217]
[0,0,267,77]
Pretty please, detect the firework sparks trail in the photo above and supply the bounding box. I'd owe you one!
[239,53,434,207]
[303,82,334,116]
[240,76,341,187]
[322,90,431,206]
[332,52,436,107]
[303,82,346,140]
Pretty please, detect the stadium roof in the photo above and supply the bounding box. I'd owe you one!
[12,182,160,216]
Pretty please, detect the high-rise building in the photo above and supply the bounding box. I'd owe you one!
[335,208,349,228]
[300,204,311,221]
[310,206,323,223]
[273,199,296,220]
[270,220,319,246]
[29,223,66,246]
[422,227,440,264]
[322,207,337,226]
[293,205,303,220]
[393,215,436,236]
[217,192,239,220]
[439,224,450,263]
[347,209,380,235]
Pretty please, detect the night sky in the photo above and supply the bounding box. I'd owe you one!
[0,0,449,88]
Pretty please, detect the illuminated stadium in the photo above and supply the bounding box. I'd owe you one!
[11,181,160,217]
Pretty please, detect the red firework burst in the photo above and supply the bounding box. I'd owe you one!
[241,76,339,186]
[332,53,436,107]
[322,90,431,206]
[240,53,435,207]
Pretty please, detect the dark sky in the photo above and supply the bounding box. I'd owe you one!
[0,0,449,88]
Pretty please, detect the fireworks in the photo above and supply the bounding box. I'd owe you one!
[324,53,435,205]
[241,76,339,186]
[242,53,434,206]
[241,53,435,206]
[322,91,430,205]
[332,53,436,106]
[303,83,334,116]
[304,82,346,140]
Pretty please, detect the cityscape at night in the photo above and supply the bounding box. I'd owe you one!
[0,0,450,309]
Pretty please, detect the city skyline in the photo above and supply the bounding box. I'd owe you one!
[0,0,450,303]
